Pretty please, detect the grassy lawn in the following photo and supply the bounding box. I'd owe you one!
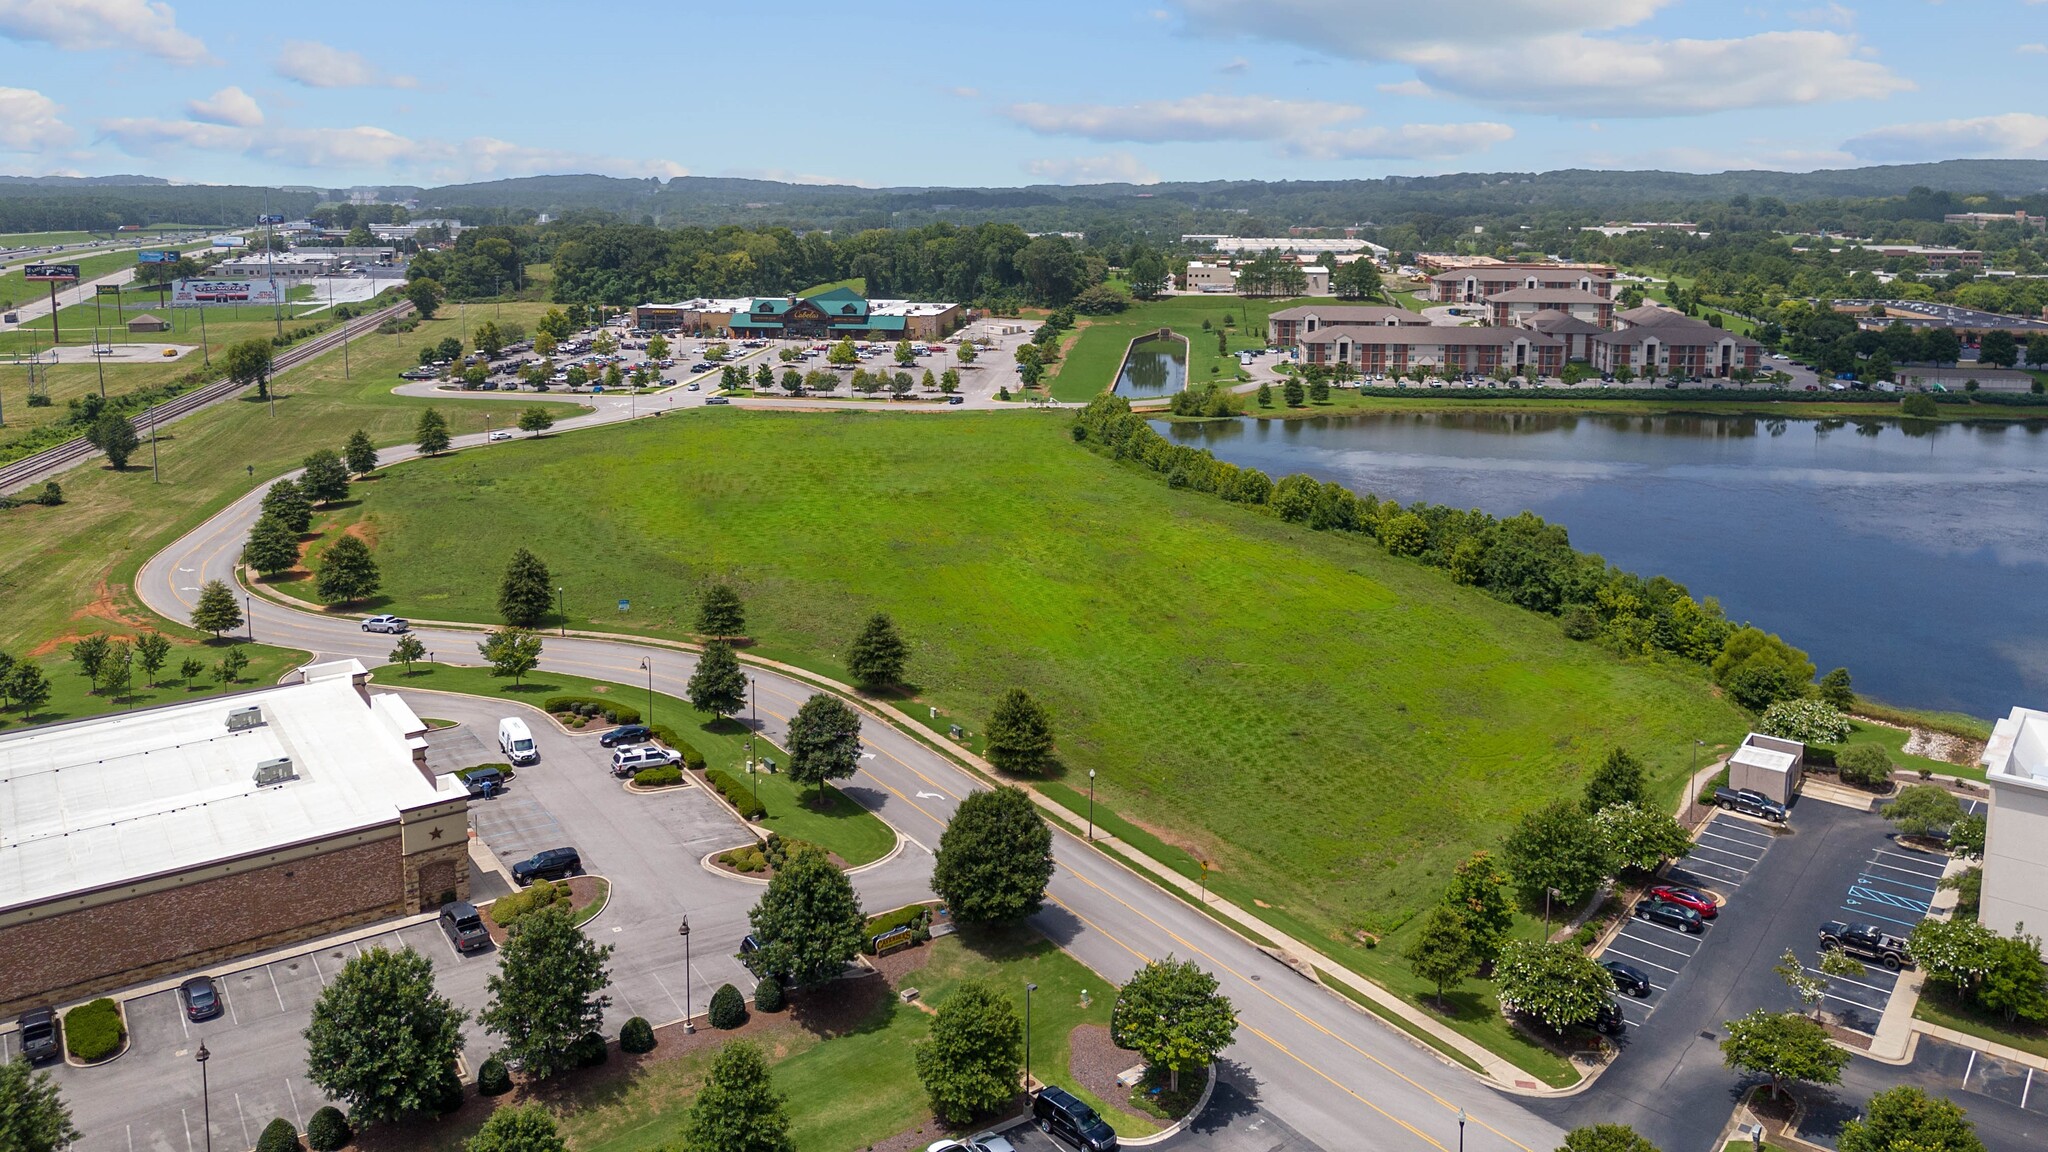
[797,277,866,296]
[0,241,213,306]
[1046,296,1311,401]
[1913,985,2048,1059]
[0,641,306,734]
[301,409,1751,954]
[366,662,894,867]
[1228,387,2044,424]
[1839,717,1979,782]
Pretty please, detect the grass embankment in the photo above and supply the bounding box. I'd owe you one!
[367,663,893,866]
[1046,296,1311,402]
[0,645,305,734]
[796,277,866,297]
[1913,986,2048,1060]
[1233,387,2044,423]
[301,408,1750,963]
[0,302,586,730]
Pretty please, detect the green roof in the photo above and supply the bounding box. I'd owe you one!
[747,297,793,316]
[729,316,783,329]
[837,314,904,331]
[805,286,869,317]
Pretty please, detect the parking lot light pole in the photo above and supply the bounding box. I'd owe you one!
[641,657,654,726]
[1025,983,1037,1089]
[196,1041,213,1152]
[679,918,693,1033]
[1456,1107,1466,1152]
[557,587,566,637]
[1087,769,1096,841]
[245,594,254,642]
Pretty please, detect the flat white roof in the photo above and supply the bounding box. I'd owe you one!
[868,299,957,317]
[0,661,456,912]
[1731,743,1796,775]
[1985,706,2048,786]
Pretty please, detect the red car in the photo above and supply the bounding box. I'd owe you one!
[1649,884,1718,919]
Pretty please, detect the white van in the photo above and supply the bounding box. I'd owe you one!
[498,717,538,766]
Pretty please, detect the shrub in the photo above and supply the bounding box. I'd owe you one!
[570,1031,609,1068]
[634,764,685,787]
[1759,698,1851,745]
[707,769,767,819]
[64,998,124,1062]
[1838,743,1895,788]
[257,1118,301,1152]
[477,1053,514,1096]
[305,1106,351,1152]
[1559,605,1600,641]
[1696,767,1731,807]
[431,1068,465,1113]
[1804,744,1838,769]
[754,973,785,1013]
[719,844,769,872]
[709,983,748,1029]
[542,695,639,726]
[490,877,571,927]
[649,723,705,768]
[620,1016,656,1054]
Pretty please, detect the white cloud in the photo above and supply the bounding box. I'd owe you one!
[1284,120,1514,160]
[1843,113,2048,162]
[1219,56,1249,73]
[0,87,73,152]
[273,39,418,89]
[1169,1,1909,115]
[186,86,262,129]
[1788,3,1855,27]
[1376,80,1434,97]
[1004,94,1365,143]
[97,116,253,153]
[2018,43,2048,54]
[1025,153,1162,185]
[0,0,209,65]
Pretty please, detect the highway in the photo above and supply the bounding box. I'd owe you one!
[132,397,1569,1152]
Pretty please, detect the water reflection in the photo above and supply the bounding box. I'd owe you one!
[1116,335,1188,398]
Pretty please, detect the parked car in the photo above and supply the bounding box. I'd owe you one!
[1600,959,1652,998]
[1820,920,1911,970]
[459,765,507,797]
[1033,1085,1118,1151]
[1648,884,1718,919]
[16,1007,59,1063]
[1713,786,1788,823]
[511,847,581,885]
[599,723,654,748]
[361,614,410,633]
[611,744,681,777]
[926,1135,1017,1152]
[440,901,491,952]
[499,717,539,766]
[1634,898,1705,934]
[181,975,224,1022]
[1591,999,1626,1035]
[947,394,964,404]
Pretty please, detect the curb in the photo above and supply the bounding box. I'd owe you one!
[1118,1062,1219,1147]
[701,846,771,885]
[59,999,132,1069]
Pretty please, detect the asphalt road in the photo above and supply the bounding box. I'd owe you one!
[127,405,1568,1152]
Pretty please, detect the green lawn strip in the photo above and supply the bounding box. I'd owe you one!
[796,277,866,297]
[1311,967,1486,1075]
[0,242,210,306]
[367,662,893,867]
[1039,781,1203,883]
[1233,387,2039,424]
[1046,296,1311,402]
[1855,700,1992,742]
[0,643,307,733]
[1913,986,2048,1059]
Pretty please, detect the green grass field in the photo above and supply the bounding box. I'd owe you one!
[0,241,213,309]
[296,408,1751,956]
[797,277,866,297]
[1913,985,2048,1059]
[0,642,305,735]
[1046,296,1311,401]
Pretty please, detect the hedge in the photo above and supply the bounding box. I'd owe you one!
[542,695,641,725]
[649,723,707,769]
[490,877,570,927]
[634,764,685,787]
[306,1107,351,1152]
[64,998,124,1062]
[707,769,767,819]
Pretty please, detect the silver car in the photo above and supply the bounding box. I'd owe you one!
[361,615,410,633]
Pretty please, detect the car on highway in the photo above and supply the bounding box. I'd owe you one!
[511,846,582,885]
[16,1008,59,1063]
[1600,958,1653,997]
[1634,898,1705,934]
[1648,884,1718,919]
[181,975,224,1022]
[361,614,410,633]
[705,396,730,404]
[439,900,492,953]
[599,723,654,748]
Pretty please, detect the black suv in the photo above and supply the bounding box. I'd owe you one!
[16,1008,59,1063]
[511,847,581,885]
[460,766,507,797]
[1034,1085,1118,1151]
[599,724,654,748]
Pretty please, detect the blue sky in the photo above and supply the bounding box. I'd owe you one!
[1,0,2045,189]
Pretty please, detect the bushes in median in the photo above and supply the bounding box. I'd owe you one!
[64,998,124,1062]
[633,765,685,787]
[542,696,641,725]
[489,877,570,928]
[620,1016,656,1054]
[649,723,706,769]
[707,768,767,819]
[862,904,934,953]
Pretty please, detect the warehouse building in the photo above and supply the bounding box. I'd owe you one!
[0,660,470,1016]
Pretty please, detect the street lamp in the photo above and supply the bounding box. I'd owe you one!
[557,586,566,637]
[1456,1107,1467,1152]
[1087,769,1096,841]
[640,657,655,726]
[678,917,694,1033]
[1025,983,1037,1089]
[245,594,254,642]
[196,1042,213,1152]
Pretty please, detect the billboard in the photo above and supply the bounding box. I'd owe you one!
[137,250,176,263]
[169,278,282,308]
[257,213,286,225]
[24,263,80,281]
[210,235,246,248]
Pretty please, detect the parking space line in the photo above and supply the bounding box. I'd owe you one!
[2022,1067,2033,1111]
[267,965,286,1012]
[1820,989,1887,1014]
[176,993,189,1039]
[1669,864,1741,888]
[182,1108,192,1152]
[1861,863,1940,889]
[1705,819,1775,844]
[1696,830,1767,857]
[1603,947,1682,975]
[649,969,687,1020]
[1964,1049,1977,1088]
[1872,850,1945,876]
[286,1078,303,1128]
[1841,905,1921,929]
[1805,967,1896,995]
[235,1093,251,1149]
[224,985,239,1026]
[1615,930,1696,958]
[1676,858,1747,880]
[1684,845,1756,870]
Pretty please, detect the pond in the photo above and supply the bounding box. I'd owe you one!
[1159,409,2048,719]
[1115,334,1188,398]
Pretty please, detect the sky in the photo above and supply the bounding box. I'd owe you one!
[1,0,2045,190]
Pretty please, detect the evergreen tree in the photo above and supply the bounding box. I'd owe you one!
[687,640,749,720]
[243,514,302,576]
[497,548,554,627]
[317,535,381,604]
[1582,747,1648,812]
[416,407,452,456]
[344,429,379,476]
[300,449,351,505]
[191,579,244,637]
[983,687,1055,775]
[845,613,908,688]
[1818,667,1855,712]
[261,478,313,533]
[683,1041,794,1152]
[697,583,747,639]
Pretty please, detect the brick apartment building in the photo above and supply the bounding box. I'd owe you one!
[1295,325,1566,377]
[1428,263,1616,304]
[0,660,470,1016]
[1266,304,1430,348]
[1588,305,1764,378]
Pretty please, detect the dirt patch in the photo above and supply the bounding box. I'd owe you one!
[1901,728,1984,766]
[785,969,891,1038]
[1069,1023,1136,1106]
[870,939,937,985]
[64,579,154,634]
[342,519,380,548]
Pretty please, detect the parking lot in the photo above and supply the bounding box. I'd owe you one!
[1603,812,1776,1031]
[1810,835,1943,1037]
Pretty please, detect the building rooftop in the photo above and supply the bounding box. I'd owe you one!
[1484,287,1612,304]
[0,661,454,913]
[1524,310,1604,334]
[1299,325,1561,348]
[1985,706,2048,789]
[1269,304,1426,325]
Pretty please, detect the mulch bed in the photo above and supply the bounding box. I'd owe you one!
[707,843,853,879]
[480,875,607,944]
[1068,1023,1137,1105]
[869,939,937,985]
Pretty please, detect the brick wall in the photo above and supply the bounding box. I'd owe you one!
[0,837,404,1016]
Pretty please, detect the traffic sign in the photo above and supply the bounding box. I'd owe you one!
[24,264,79,281]
[617,599,630,612]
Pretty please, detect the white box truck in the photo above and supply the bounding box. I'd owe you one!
[498,717,539,766]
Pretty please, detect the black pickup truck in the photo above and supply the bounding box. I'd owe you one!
[1713,786,1789,823]
[1820,920,1911,970]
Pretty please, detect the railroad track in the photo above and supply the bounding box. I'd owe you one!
[0,299,413,494]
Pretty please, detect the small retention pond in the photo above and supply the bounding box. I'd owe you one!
[1115,333,1188,398]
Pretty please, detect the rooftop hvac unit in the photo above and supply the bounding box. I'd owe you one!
[226,705,266,732]
[254,757,297,786]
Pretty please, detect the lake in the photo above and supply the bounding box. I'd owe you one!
[1161,410,2048,719]
[1116,334,1187,398]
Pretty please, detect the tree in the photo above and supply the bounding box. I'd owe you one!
[1921,327,1962,366]
[390,633,426,673]
[746,844,865,989]
[1759,698,1852,746]
[300,449,350,506]
[931,786,1055,922]
[1718,1009,1847,1098]
[343,429,379,477]
[479,628,544,686]
[135,630,171,686]
[303,946,469,1125]
[261,478,313,533]
[70,632,112,691]
[940,368,960,393]
[1558,1126,1661,1152]
[1910,916,2000,993]
[1583,747,1648,811]
[785,692,862,799]
[317,534,381,604]
[216,645,250,684]
[415,407,452,456]
[647,334,669,360]
[98,640,132,698]
[479,905,614,1081]
[1836,742,1894,788]
[846,613,908,688]
[87,410,140,468]
[1441,851,1516,963]
[956,340,978,364]
[1282,379,1305,407]
[1502,800,1611,907]
[1901,392,1941,418]
[0,1061,80,1152]
[780,368,804,394]
[244,513,301,576]
[1978,930,2048,1023]
[192,578,243,637]
[1773,948,1827,1016]
[224,338,274,399]
[1332,258,1384,301]
[1712,626,1815,710]
[405,277,444,319]
[1884,784,1964,839]
[915,979,1023,1124]
[518,406,554,437]
[1406,904,1477,1005]
[1593,803,1694,874]
[1980,329,2019,368]
[6,662,52,721]
[827,338,857,367]
[1818,667,1855,711]
[1950,813,1987,858]
[682,1041,794,1152]
[984,687,1055,775]
[177,656,204,684]
[1838,1086,1985,1152]
[466,1104,568,1152]
[1127,250,1169,300]
[498,548,553,627]
[687,640,749,721]
[1494,940,1615,1030]
[1256,380,1273,406]
[697,582,746,639]
[1114,957,1238,1091]
[894,339,916,366]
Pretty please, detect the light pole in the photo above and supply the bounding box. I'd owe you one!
[196,1041,213,1152]
[1025,983,1037,1089]
[640,657,654,726]
[557,587,566,637]
[679,917,694,1033]
[245,594,254,642]
[1087,769,1097,840]
[1456,1107,1466,1152]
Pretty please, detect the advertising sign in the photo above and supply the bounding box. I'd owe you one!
[169,278,282,308]
[210,235,246,248]
[97,284,124,296]
[24,263,80,281]
[137,250,175,263]
[257,213,286,225]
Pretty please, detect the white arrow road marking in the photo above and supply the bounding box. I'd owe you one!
[179,586,200,591]
[177,567,194,572]
[916,790,946,800]
[860,751,876,759]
